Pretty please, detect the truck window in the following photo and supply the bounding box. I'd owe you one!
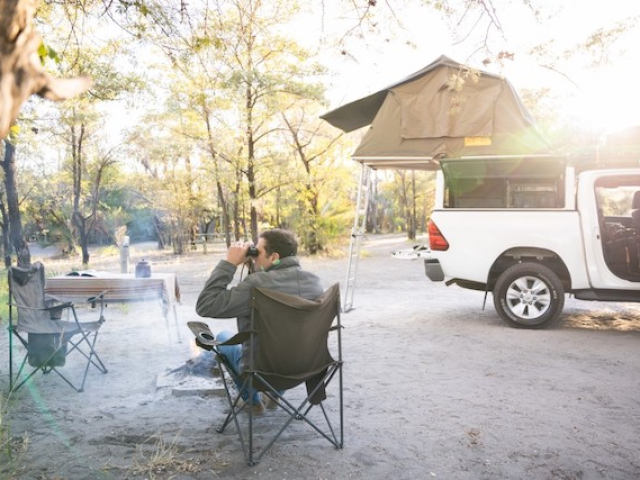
[595,175,640,281]
[596,186,638,217]
[595,177,640,229]
[442,157,566,209]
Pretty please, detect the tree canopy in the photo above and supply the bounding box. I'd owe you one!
[1,0,638,263]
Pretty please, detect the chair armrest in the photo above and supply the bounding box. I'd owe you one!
[219,331,252,345]
[45,302,74,320]
[87,290,107,303]
[194,331,253,351]
[87,291,108,317]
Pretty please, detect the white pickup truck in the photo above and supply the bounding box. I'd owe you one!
[425,154,640,328]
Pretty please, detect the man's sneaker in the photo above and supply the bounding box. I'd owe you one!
[249,400,265,415]
[261,393,279,410]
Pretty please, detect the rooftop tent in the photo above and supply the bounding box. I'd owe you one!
[321,55,550,170]
[322,55,552,312]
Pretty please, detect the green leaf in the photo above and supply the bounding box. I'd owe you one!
[37,42,48,63]
[48,46,60,63]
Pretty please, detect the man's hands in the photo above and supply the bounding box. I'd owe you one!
[226,242,253,266]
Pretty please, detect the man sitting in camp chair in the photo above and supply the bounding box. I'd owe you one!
[195,228,324,414]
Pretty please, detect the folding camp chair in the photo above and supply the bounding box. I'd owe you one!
[7,262,108,393]
[188,282,343,465]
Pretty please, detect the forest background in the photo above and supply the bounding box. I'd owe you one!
[1,0,639,267]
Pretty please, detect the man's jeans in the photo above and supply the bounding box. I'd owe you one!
[216,330,284,405]
[216,330,261,405]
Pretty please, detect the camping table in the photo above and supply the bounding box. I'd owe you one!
[45,272,182,342]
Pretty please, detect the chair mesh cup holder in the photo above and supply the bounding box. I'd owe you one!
[27,333,67,367]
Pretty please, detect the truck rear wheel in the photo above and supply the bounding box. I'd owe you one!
[493,262,565,329]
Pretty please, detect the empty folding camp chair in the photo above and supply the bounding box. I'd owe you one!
[7,262,108,392]
[188,283,343,465]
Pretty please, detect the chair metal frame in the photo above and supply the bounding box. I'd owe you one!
[189,283,344,465]
[7,262,108,393]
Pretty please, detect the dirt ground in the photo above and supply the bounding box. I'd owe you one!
[1,234,640,480]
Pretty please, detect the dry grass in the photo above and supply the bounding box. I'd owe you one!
[128,432,206,479]
[0,392,30,479]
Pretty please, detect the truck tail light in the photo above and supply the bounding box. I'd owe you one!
[428,220,449,251]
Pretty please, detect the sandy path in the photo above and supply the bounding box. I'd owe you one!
[2,234,640,479]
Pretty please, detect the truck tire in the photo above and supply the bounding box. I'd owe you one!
[493,262,565,329]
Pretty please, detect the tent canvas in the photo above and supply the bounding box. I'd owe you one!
[321,55,550,170]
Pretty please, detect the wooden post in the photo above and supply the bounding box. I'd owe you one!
[120,236,130,273]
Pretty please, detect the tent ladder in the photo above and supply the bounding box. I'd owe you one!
[343,164,372,312]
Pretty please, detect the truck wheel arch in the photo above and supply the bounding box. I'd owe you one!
[487,248,572,291]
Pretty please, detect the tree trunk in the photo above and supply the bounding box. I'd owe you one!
[368,177,380,234]
[73,212,90,265]
[248,161,258,243]
[275,186,282,227]
[0,196,11,267]
[244,78,259,243]
[204,107,231,248]
[153,214,165,249]
[216,180,231,248]
[304,183,320,254]
[233,171,241,241]
[2,140,30,265]
[172,227,185,254]
[71,122,90,263]
[408,171,417,241]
